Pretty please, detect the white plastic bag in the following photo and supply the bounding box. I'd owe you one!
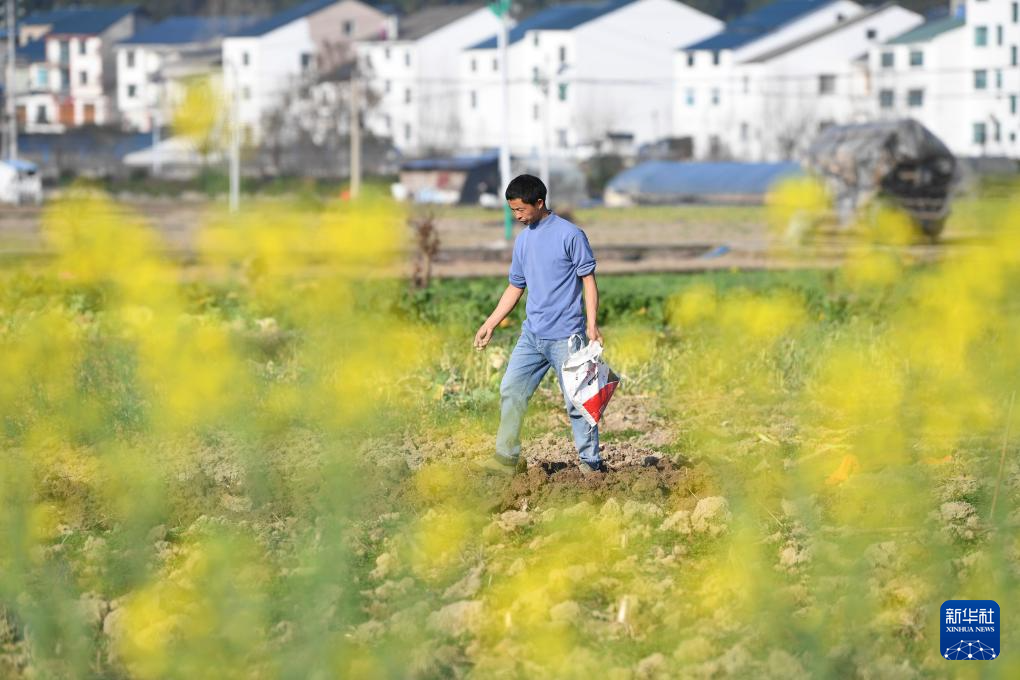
[561,334,621,429]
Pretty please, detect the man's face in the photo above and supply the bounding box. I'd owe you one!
[508,198,545,225]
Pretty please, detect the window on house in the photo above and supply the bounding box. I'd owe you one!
[470,58,477,72]
[1014,2,1019,23]
[383,114,391,129]
[686,52,694,67]
[558,83,567,101]
[36,67,48,88]
[879,89,894,108]
[384,80,391,94]
[492,58,498,71]
[836,13,845,22]
[78,39,86,55]
[866,28,877,40]
[711,51,720,66]
[1013,45,1018,66]
[59,40,69,63]
[405,52,411,67]
[907,89,924,107]
[533,103,540,120]
[301,53,312,70]
[711,87,720,105]
[819,74,836,94]
[1012,94,1018,115]
[997,69,1003,88]
[709,135,722,156]
[975,26,988,46]
[343,20,354,36]
[743,76,749,94]
[384,47,390,60]
[533,33,539,47]
[909,50,923,67]
[79,71,87,85]
[559,46,566,63]
[740,122,749,141]
[557,129,567,148]
[470,91,477,109]
[405,88,411,104]
[127,84,136,98]
[242,51,250,67]
[532,66,539,82]
[36,105,48,123]
[998,25,1004,46]
[126,50,135,68]
[995,120,1001,142]
[685,88,695,106]
[404,123,411,141]
[974,69,988,89]
[880,51,894,68]
[974,122,987,144]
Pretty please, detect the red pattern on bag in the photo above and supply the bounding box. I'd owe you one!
[582,370,620,425]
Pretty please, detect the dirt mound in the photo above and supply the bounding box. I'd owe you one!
[495,456,690,512]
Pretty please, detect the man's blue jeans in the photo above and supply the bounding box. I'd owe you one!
[495,329,601,466]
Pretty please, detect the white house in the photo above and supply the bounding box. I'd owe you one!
[674,0,874,159]
[962,0,1020,155]
[871,1,1020,157]
[458,0,723,160]
[732,3,923,160]
[116,17,257,132]
[355,4,501,155]
[13,6,138,133]
[221,0,396,139]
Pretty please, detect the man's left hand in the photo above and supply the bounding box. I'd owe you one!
[587,324,604,346]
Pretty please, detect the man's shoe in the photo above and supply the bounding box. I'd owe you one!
[473,456,520,475]
[577,461,603,477]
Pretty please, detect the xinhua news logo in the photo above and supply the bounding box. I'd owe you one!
[941,600,1000,661]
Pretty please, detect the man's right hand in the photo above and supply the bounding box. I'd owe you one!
[474,323,494,350]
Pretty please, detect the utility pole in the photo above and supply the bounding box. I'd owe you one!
[150,110,161,176]
[349,65,361,199]
[5,0,18,160]
[489,0,512,241]
[538,72,550,202]
[537,64,566,206]
[152,112,161,175]
[228,61,240,212]
[150,73,162,176]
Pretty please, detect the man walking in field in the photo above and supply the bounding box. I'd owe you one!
[473,174,604,476]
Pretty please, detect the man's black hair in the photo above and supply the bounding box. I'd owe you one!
[505,174,547,205]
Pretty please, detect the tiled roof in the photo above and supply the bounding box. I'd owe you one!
[231,0,396,38]
[39,6,138,36]
[747,2,898,62]
[470,0,635,50]
[16,38,47,63]
[682,0,836,52]
[120,16,258,45]
[395,4,484,41]
[886,14,963,44]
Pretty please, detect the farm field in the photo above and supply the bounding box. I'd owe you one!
[0,190,1007,276]
[0,186,1018,678]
